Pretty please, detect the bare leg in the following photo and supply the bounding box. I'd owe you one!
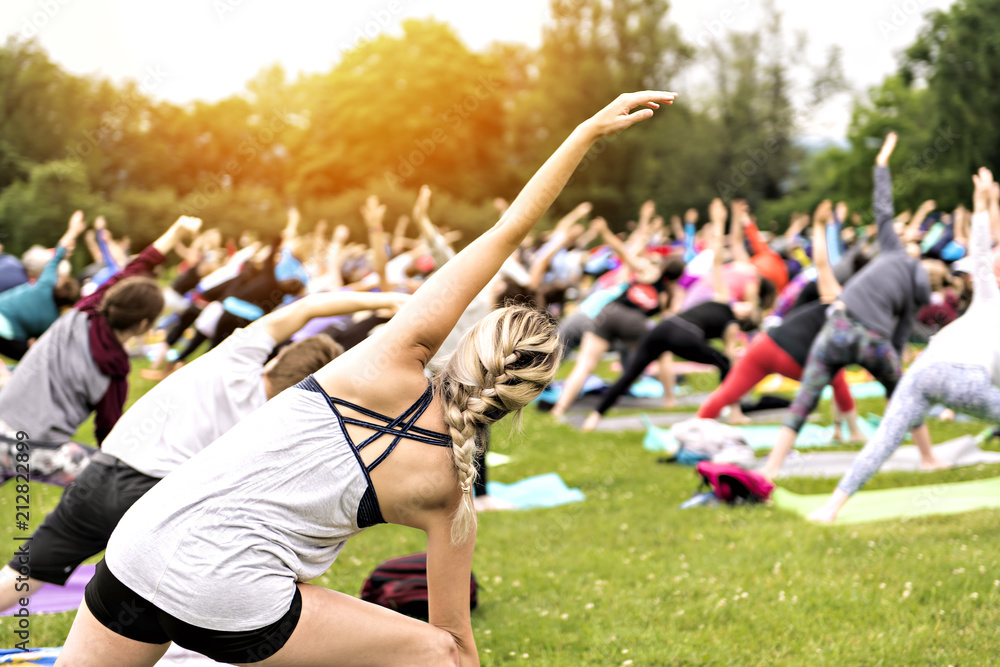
[581,410,601,432]
[657,351,676,409]
[239,584,460,667]
[846,411,868,443]
[0,565,47,613]
[808,487,850,523]
[55,597,170,667]
[550,332,609,418]
[761,425,798,479]
[910,423,949,470]
[726,403,752,425]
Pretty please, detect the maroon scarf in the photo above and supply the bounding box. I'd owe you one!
[86,311,129,444]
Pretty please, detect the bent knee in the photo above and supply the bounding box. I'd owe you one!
[419,626,460,666]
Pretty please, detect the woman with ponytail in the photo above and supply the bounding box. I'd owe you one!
[59,91,677,667]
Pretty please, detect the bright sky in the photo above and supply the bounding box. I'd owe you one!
[2,0,955,141]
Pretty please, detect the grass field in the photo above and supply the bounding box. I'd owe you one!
[1,359,999,665]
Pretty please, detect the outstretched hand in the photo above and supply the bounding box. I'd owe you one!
[708,197,727,225]
[361,195,386,230]
[583,91,677,139]
[972,166,995,212]
[66,210,87,237]
[876,131,897,167]
[813,199,833,226]
[589,216,608,234]
[413,185,432,223]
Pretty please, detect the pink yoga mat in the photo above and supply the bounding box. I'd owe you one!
[1,564,94,616]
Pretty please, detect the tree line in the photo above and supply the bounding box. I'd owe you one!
[0,0,995,257]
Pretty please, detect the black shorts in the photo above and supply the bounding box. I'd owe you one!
[6,455,159,585]
[85,559,303,664]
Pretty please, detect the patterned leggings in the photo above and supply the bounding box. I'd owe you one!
[784,309,902,433]
[838,363,1000,495]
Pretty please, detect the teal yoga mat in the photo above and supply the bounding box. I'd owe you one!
[773,476,1000,524]
[485,473,585,510]
[642,415,879,453]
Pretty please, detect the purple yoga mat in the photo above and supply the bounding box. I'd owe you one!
[1,564,94,616]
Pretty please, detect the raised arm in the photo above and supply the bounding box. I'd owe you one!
[412,185,456,267]
[708,198,731,303]
[254,289,409,343]
[76,215,202,313]
[361,196,391,292]
[375,91,677,366]
[827,201,847,265]
[391,214,411,256]
[811,200,842,302]
[873,132,903,253]
[552,201,593,235]
[93,217,122,272]
[282,206,301,250]
[729,199,751,263]
[36,211,87,288]
[970,167,1000,305]
[903,199,936,243]
[57,210,87,256]
[589,217,655,280]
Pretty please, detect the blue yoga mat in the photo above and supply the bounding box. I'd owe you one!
[821,381,885,400]
[485,473,585,509]
[642,416,880,453]
[0,648,60,664]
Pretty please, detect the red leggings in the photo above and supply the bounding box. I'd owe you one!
[697,333,855,419]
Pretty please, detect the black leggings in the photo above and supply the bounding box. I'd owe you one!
[0,336,29,361]
[164,304,203,347]
[594,317,730,415]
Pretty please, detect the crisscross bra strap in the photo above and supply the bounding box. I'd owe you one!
[308,378,453,473]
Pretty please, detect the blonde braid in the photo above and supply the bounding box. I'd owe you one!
[438,305,561,544]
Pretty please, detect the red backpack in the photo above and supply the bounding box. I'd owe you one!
[361,552,478,619]
[696,461,775,504]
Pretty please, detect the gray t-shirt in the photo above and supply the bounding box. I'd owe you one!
[106,379,371,631]
[0,309,109,443]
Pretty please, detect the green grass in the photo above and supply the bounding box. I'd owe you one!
[2,360,1000,665]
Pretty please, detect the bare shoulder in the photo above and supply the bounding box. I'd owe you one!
[312,335,430,414]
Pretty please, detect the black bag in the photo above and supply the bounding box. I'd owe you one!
[360,552,478,619]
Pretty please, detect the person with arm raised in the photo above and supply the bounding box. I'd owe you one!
[761,132,935,479]
[58,91,677,667]
[808,167,999,522]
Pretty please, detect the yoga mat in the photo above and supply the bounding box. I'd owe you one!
[754,374,886,400]
[643,417,879,453]
[485,452,511,467]
[773,476,1000,524]
[0,647,229,665]
[158,645,228,665]
[486,473,585,510]
[771,436,1000,479]
[0,565,94,617]
[567,407,814,432]
[0,648,60,664]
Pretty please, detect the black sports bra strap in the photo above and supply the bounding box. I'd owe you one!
[365,384,447,472]
[300,376,452,473]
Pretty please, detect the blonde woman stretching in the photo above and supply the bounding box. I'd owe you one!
[56,90,676,667]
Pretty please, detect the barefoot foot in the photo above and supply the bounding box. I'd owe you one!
[807,506,838,523]
[920,457,952,472]
[581,412,601,432]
